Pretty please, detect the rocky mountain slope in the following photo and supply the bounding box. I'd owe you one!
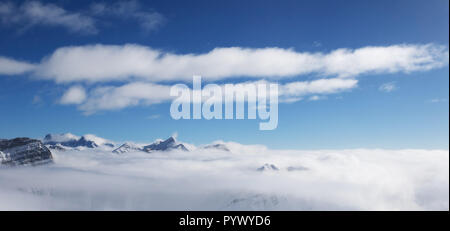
[0,138,53,166]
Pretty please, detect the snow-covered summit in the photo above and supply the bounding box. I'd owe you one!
[43,133,115,150]
[112,142,144,154]
[143,136,188,152]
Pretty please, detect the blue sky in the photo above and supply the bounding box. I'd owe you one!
[0,0,448,149]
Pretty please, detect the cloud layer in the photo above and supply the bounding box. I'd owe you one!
[0,146,448,210]
[72,78,357,113]
[0,43,447,113]
[33,44,449,83]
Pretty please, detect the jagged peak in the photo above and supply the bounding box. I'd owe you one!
[43,133,114,149]
[143,136,188,152]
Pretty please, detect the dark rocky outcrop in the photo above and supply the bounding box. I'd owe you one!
[0,137,53,166]
[257,163,279,172]
[47,144,66,151]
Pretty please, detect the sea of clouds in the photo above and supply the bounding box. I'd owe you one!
[0,143,448,210]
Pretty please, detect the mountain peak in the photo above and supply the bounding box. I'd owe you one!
[112,142,142,154]
[43,133,114,149]
[143,136,188,152]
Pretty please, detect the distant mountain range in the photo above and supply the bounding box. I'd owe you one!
[112,136,188,154]
[0,133,234,166]
[42,133,230,154]
[42,133,237,155]
[43,133,114,149]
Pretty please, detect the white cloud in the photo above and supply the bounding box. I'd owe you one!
[281,78,358,96]
[0,146,448,210]
[32,43,449,83]
[78,82,172,113]
[0,42,446,113]
[74,78,357,113]
[379,82,397,92]
[60,85,87,104]
[0,56,36,75]
[90,0,165,32]
[0,1,97,34]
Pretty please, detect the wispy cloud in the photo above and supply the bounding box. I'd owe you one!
[0,56,36,75]
[0,1,97,34]
[90,0,165,32]
[68,78,357,114]
[429,98,448,103]
[379,82,397,92]
[0,1,165,35]
[308,95,327,101]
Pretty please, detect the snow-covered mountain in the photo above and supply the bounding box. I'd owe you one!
[112,142,144,154]
[43,133,190,154]
[142,136,189,152]
[43,133,115,150]
[112,137,189,154]
[0,138,53,166]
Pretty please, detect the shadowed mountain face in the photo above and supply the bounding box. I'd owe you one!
[0,138,53,166]
[112,143,143,154]
[143,137,188,152]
